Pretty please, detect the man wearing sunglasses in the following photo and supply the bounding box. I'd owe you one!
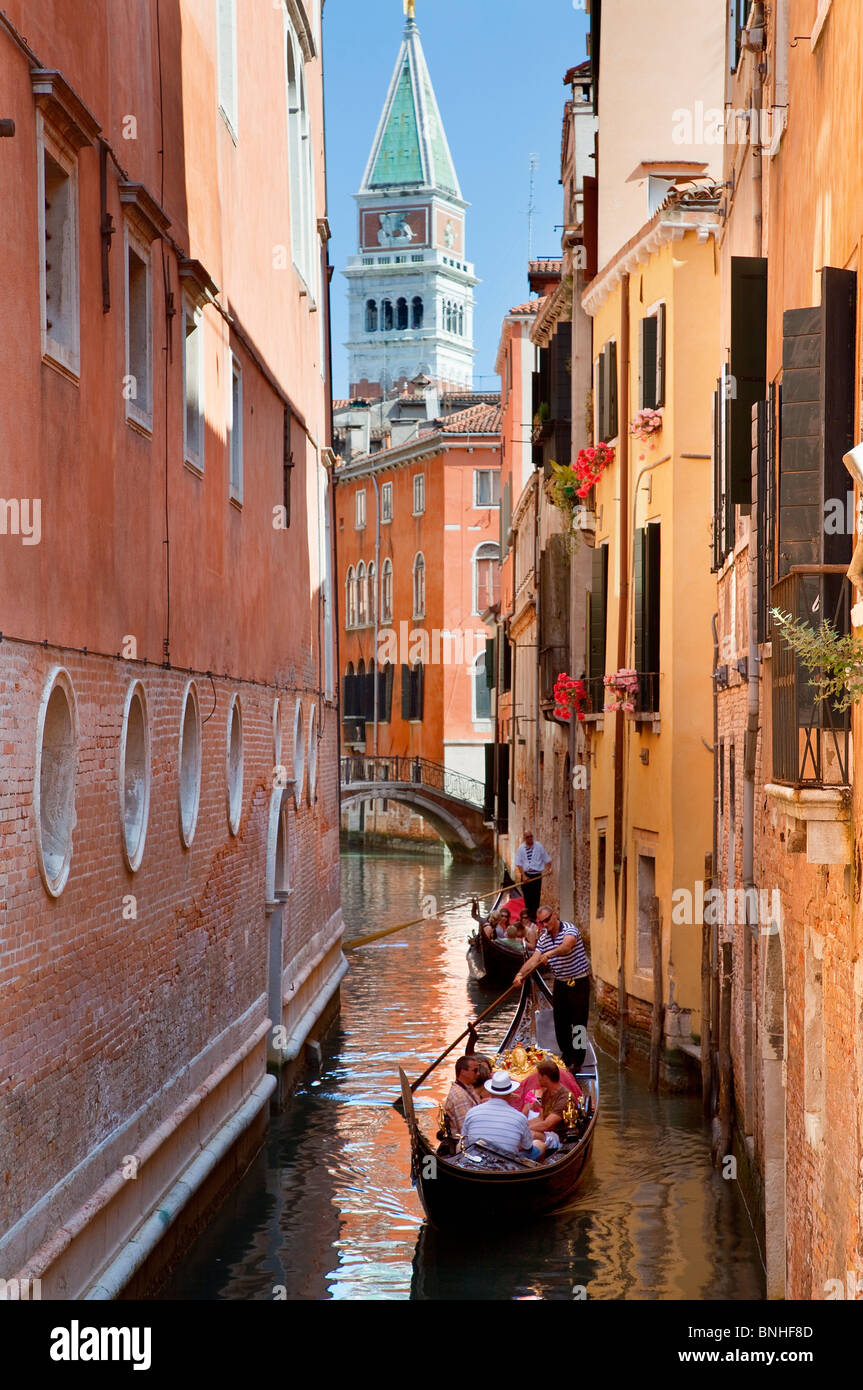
[514,908,591,1072]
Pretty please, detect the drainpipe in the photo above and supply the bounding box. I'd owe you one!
[534,473,541,825]
[705,611,719,1116]
[614,273,631,1063]
[370,472,381,756]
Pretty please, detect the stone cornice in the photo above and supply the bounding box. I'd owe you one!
[336,432,499,480]
[582,207,721,317]
[31,69,100,150]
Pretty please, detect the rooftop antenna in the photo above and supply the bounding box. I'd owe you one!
[528,152,539,261]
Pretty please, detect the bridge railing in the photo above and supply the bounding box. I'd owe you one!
[340,755,485,809]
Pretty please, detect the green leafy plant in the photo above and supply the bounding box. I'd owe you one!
[771,608,863,710]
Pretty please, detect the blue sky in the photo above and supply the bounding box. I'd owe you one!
[323,0,589,398]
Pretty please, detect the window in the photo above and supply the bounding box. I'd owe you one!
[397,297,408,330]
[38,121,79,375]
[636,852,656,971]
[355,489,366,529]
[286,24,315,297]
[445,302,452,332]
[382,299,393,331]
[35,668,78,896]
[474,469,500,507]
[229,353,243,503]
[125,229,152,428]
[587,543,609,705]
[178,681,202,847]
[458,305,464,335]
[307,703,318,804]
[226,695,243,834]
[596,831,606,919]
[183,296,204,471]
[638,305,666,410]
[345,565,357,628]
[121,681,151,872]
[365,299,378,332]
[412,551,426,618]
[412,296,423,329]
[595,339,618,441]
[473,652,492,722]
[217,0,238,136]
[401,663,424,721]
[634,523,661,713]
[377,663,394,722]
[381,481,393,522]
[367,561,377,625]
[343,662,358,717]
[413,473,425,515]
[283,403,294,528]
[381,558,393,623]
[474,542,500,614]
[293,701,305,807]
[357,561,367,626]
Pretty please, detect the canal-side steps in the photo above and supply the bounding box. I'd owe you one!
[340,756,494,861]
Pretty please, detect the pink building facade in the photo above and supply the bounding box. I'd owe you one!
[0,0,341,1297]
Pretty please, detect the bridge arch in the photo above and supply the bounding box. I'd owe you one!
[340,786,486,860]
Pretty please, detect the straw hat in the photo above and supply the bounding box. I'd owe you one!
[484,1069,520,1096]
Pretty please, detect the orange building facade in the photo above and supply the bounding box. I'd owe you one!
[335,403,500,852]
[0,0,341,1296]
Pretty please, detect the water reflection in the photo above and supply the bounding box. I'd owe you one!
[159,849,764,1301]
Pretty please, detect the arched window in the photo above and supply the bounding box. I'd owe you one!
[357,561,367,626]
[381,558,393,623]
[35,668,79,896]
[474,542,501,614]
[365,299,378,332]
[382,299,393,331]
[413,551,426,619]
[445,302,452,332]
[458,305,464,336]
[396,297,408,330]
[368,561,377,625]
[412,296,423,329]
[286,25,315,295]
[346,565,357,628]
[344,661,357,718]
[473,652,492,722]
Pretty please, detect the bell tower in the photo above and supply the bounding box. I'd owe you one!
[344,1,478,398]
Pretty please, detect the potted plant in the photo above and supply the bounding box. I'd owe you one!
[604,668,639,713]
[549,442,615,527]
[630,407,664,442]
[553,672,590,722]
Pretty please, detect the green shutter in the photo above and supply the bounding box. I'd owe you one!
[639,315,657,411]
[608,340,618,439]
[730,257,767,504]
[401,664,411,720]
[655,303,666,408]
[588,543,608,686]
[415,663,424,720]
[486,636,497,689]
[633,527,646,681]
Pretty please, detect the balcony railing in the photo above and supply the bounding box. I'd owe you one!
[340,755,485,808]
[771,566,852,787]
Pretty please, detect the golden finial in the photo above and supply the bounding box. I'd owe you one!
[404,0,416,19]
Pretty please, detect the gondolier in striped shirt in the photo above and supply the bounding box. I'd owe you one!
[513,831,551,920]
[513,907,591,1072]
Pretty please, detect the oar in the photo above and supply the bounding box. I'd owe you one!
[400,979,523,1104]
[345,871,548,952]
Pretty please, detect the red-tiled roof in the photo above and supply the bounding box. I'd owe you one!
[332,399,351,410]
[437,402,501,434]
[509,297,545,315]
[528,258,563,275]
[441,390,501,407]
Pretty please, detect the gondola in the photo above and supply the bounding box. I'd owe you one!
[467,884,533,985]
[399,972,599,1226]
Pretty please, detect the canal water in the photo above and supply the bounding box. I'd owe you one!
[160,849,765,1301]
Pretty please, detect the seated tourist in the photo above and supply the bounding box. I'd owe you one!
[460,1070,540,1158]
[472,1055,493,1098]
[519,910,538,949]
[524,1059,571,1157]
[482,910,504,941]
[443,1056,482,1140]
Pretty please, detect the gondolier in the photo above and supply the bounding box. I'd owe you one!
[513,831,551,919]
[514,908,590,1072]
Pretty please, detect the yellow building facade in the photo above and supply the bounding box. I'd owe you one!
[582,194,720,1082]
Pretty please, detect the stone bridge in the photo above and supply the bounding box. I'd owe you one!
[340,755,494,861]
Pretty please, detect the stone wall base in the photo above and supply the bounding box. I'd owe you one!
[594,976,702,1094]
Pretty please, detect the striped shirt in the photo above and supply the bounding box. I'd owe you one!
[460,1097,535,1156]
[537,920,590,980]
[514,840,551,875]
